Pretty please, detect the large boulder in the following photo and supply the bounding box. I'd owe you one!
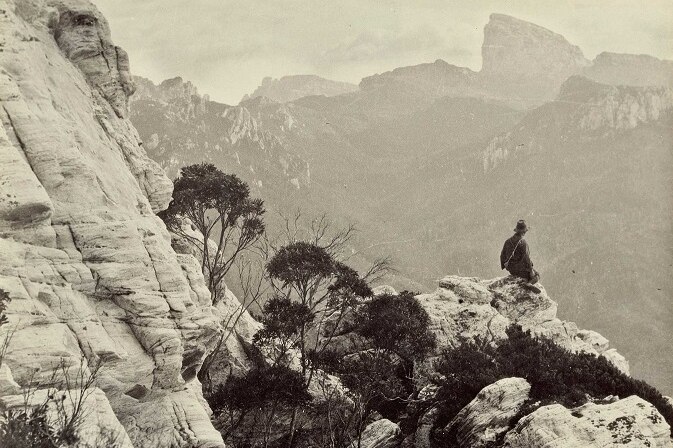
[352,419,401,448]
[445,377,531,447]
[504,395,672,447]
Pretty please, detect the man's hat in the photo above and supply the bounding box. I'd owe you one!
[514,220,529,232]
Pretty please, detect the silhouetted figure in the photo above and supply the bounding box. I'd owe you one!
[501,220,541,293]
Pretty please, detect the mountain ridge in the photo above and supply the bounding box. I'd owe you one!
[242,74,359,104]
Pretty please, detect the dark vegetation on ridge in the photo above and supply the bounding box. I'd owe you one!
[430,326,673,445]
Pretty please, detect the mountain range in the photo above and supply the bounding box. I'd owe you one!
[129,13,673,393]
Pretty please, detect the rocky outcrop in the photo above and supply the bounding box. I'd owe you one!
[0,0,223,446]
[50,0,136,119]
[415,275,628,374]
[584,52,673,88]
[560,76,673,131]
[243,75,358,103]
[445,377,531,447]
[443,379,672,447]
[504,395,672,447]
[482,76,673,171]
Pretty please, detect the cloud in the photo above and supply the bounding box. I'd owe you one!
[95,0,673,104]
[320,28,468,65]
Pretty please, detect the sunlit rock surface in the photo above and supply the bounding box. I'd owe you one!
[445,378,531,447]
[416,275,628,374]
[504,395,672,447]
[0,0,223,446]
[352,419,402,448]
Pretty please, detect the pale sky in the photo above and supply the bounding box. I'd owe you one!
[93,0,673,105]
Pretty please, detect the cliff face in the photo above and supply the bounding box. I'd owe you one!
[480,14,589,79]
[0,1,223,446]
[482,76,673,171]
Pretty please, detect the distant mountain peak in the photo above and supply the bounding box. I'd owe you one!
[242,74,358,104]
[481,13,589,76]
[584,52,673,87]
[133,75,205,105]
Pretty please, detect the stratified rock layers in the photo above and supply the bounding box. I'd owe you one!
[0,0,222,446]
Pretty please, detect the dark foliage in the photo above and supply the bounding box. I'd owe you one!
[432,325,673,443]
[432,340,501,429]
[266,241,334,289]
[328,262,373,301]
[253,296,314,350]
[311,348,409,418]
[162,163,261,226]
[0,288,9,328]
[355,291,436,364]
[0,405,54,448]
[209,365,311,414]
[158,163,264,302]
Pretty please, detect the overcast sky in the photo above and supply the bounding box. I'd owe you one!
[94,0,673,105]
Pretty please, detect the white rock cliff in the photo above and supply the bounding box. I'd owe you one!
[0,0,224,446]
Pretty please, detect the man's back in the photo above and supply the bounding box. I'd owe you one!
[500,234,532,277]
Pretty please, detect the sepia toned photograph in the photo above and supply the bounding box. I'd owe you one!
[0,0,671,446]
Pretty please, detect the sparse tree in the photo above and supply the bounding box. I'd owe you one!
[265,242,372,376]
[158,163,265,302]
[258,240,373,446]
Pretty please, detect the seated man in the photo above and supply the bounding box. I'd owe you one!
[500,220,540,292]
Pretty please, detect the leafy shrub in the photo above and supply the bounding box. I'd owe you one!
[432,340,502,428]
[253,296,314,364]
[355,291,436,365]
[0,404,53,448]
[209,365,311,414]
[208,365,311,446]
[0,359,122,448]
[0,288,11,367]
[266,241,334,288]
[432,325,673,442]
[311,348,408,420]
